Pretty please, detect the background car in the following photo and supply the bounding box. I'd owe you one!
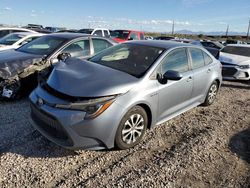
[0,33,117,99]
[173,39,220,59]
[78,28,110,37]
[219,44,250,81]
[200,41,224,50]
[111,30,144,43]
[0,32,44,51]
[29,41,222,150]
[154,36,175,40]
[0,27,37,38]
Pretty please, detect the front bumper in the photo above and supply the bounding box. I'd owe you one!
[29,87,125,150]
[222,65,250,81]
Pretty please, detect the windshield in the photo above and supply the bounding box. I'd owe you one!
[221,46,250,57]
[17,35,67,55]
[0,33,24,45]
[111,30,130,40]
[89,43,165,78]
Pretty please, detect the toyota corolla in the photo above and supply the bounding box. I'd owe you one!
[29,41,222,150]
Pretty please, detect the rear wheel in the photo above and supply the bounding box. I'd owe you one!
[115,106,148,150]
[202,81,218,106]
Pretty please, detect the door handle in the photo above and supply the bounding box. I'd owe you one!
[207,68,211,73]
[187,76,192,82]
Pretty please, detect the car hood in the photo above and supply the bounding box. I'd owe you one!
[219,52,250,66]
[47,58,139,97]
[0,49,44,79]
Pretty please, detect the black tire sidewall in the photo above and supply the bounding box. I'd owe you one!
[115,106,148,150]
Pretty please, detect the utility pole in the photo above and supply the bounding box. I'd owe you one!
[225,24,229,38]
[172,20,175,35]
[247,19,250,41]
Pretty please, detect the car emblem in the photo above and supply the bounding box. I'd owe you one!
[37,98,44,106]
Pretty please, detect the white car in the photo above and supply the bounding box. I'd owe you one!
[0,27,37,38]
[0,32,44,51]
[78,28,110,37]
[219,44,250,81]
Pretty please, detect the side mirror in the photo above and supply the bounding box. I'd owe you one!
[57,53,71,62]
[157,70,183,84]
[128,37,134,41]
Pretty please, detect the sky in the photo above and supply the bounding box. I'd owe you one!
[0,0,249,33]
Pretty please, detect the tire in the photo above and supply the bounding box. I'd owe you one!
[202,81,218,106]
[115,106,148,150]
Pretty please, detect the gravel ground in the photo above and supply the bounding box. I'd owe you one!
[0,80,249,188]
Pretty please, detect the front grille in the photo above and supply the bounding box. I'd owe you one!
[222,67,237,77]
[31,103,73,146]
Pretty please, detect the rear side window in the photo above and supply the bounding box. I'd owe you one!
[92,39,112,53]
[140,33,144,40]
[203,52,213,65]
[161,48,189,73]
[129,32,139,40]
[104,30,109,37]
[190,48,205,69]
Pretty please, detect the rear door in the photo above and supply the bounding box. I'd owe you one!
[188,48,213,101]
[157,48,193,122]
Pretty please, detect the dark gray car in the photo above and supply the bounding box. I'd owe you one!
[30,41,222,150]
[0,33,117,99]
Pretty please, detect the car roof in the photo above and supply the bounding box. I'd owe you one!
[225,44,250,48]
[127,40,193,49]
[113,29,143,33]
[0,27,37,33]
[45,32,91,39]
[6,32,44,36]
[44,33,117,43]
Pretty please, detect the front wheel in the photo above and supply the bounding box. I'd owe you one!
[115,106,148,150]
[202,81,218,106]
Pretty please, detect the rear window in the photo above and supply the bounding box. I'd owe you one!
[221,46,250,57]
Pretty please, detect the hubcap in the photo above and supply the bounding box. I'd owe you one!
[208,84,217,104]
[122,114,145,144]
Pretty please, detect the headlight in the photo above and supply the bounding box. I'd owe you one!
[239,64,250,69]
[55,95,116,119]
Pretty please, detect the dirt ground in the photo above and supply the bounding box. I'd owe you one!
[0,80,249,188]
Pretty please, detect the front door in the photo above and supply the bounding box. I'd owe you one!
[157,48,193,122]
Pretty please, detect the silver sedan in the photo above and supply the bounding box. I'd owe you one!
[30,40,222,150]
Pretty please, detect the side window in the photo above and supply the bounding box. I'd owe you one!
[19,37,39,46]
[92,39,112,54]
[203,52,213,65]
[129,32,139,40]
[161,48,189,74]
[104,30,109,37]
[0,30,9,38]
[93,30,103,36]
[61,40,90,58]
[190,48,205,69]
[140,33,144,40]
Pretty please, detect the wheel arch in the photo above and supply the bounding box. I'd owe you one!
[137,103,153,130]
